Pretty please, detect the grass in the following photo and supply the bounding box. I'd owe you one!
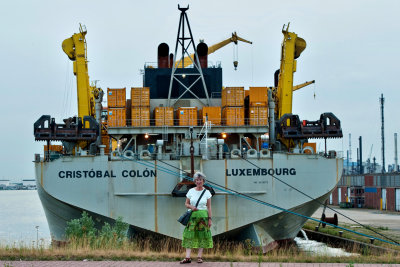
[0,236,400,264]
[2,212,399,263]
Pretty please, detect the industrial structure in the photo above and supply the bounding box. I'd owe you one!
[332,94,400,212]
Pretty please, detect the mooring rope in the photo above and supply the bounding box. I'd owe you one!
[241,157,400,245]
[118,155,400,246]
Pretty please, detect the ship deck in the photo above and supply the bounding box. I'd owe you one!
[107,125,269,136]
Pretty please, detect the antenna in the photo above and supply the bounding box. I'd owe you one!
[167,5,210,107]
[380,94,385,173]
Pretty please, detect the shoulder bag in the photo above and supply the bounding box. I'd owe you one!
[178,189,206,226]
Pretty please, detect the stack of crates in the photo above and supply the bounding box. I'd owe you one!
[154,107,174,126]
[201,106,221,125]
[248,87,268,126]
[107,88,126,127]
[177,107,198,126]
[222,87,244,126]
[131,87,150,126]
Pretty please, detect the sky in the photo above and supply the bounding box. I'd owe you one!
[0,0,399,180]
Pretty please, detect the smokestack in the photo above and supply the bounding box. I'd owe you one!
[157,43,169,68]
[357,148,359,174]
[196,42,208,68]
[359,136,363,174]
[395,133,398,172]
[380,94,385,173]
[349,133,352,163]
[169,53,174,68]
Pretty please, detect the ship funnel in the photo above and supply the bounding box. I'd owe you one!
[196,42,208,68]
[158,43,169,68]
[169,53,174,68]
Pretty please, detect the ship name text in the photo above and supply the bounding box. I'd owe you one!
[226,168,296,176]
[58,169,156,179]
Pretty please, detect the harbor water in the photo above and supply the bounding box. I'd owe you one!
[0,191,355,256]
[0,190,51,247]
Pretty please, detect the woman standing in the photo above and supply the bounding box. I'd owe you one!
[180,172,213,264]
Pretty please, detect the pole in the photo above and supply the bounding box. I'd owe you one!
[359,136,363,174]
[380,94,385,173]
[395,133,398,172]
[35,226,39,248]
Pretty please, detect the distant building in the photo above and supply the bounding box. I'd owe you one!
[22,179,35,186]
[0,180,10,190]
[0,179,37,190]
[331,173,400,212]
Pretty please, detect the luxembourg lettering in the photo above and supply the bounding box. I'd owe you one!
[58,169,156,179]
[226,168,296,176]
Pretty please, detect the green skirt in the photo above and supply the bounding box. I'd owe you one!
[182,210,213,248]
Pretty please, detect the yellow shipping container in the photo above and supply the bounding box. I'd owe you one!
[44,145,63,153]
[101,135,110,154]
[154,107,174,126]
[201,106,221,125]
[107,88,126,108]
[222,107,244,126]
[177,107,198,126]
[248,106,268,126]
[111,139,118,151]
[222,87,244,107]
[131,87,150,107]
[249,87,268,106]
[131,107,150,126]
[108,108,126,127]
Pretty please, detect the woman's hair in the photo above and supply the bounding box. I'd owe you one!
[193,171,206,181]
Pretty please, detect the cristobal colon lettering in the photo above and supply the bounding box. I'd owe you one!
[58,169,156,179]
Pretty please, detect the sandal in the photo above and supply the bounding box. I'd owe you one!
[197,257,203,263]
[180,258,191,264]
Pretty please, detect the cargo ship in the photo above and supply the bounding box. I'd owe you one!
[33,6,343,251]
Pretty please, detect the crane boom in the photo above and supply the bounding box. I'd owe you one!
[293,80,315,91]
[175,32,252,68]
[62,25,95,119]
[275,23,307,119]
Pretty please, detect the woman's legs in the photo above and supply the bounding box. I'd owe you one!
[185,248,191,258]
[197,248,203,258]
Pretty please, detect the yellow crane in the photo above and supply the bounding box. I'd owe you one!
[274,23,307,119]
[175,32,252,68]
[273,23,311,150]
[62,24,102,119]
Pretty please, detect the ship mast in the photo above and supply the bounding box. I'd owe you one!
[167,5,210,107]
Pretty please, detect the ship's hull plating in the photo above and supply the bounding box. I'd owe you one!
[35,153,342,247]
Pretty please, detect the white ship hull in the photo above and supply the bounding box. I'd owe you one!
[35,152,342,249]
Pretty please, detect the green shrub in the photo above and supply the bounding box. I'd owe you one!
[65,211,96,239]
[65,212,129,248]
